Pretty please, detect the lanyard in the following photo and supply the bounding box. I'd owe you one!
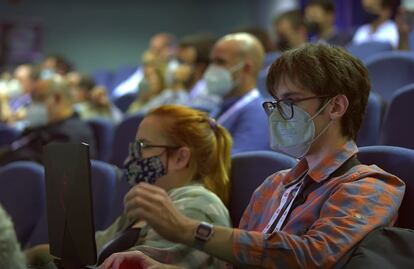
[263,170,308,234]
[217,89,260,125]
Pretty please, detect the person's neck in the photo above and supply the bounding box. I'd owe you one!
[320,25,335,40]
[304,129,349,172]
[371,14,389,31]
[226,80,256,98]
[164,170,196,192]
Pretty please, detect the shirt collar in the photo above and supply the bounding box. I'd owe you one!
[282,140,358,185]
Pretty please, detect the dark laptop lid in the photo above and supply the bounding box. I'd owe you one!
[44,143,97,267]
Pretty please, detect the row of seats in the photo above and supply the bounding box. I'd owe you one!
[0,160,129,248]
[1,82,413,166]
[1,145,413,249]
[53,84,414,162]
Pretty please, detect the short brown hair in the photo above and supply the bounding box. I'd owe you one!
[266,43,371,140]
[274,10,305,29]
[307,0,335,13]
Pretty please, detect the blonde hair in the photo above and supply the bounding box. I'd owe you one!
[147,105,233,205]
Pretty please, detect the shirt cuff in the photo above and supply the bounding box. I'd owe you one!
[232,228,265,265]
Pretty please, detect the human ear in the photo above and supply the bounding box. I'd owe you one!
[173,147,191,170]
[329,95,349,120]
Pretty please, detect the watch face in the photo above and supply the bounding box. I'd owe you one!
[198,227,211,237]
[196,222,213,241]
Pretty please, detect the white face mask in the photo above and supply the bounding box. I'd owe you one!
[203,62,243,96]
[25,103,49,127]
[269,99,332,159]
[164,59,179,87]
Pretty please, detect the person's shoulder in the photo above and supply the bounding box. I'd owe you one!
[169,184,231,226]
[254,169,291,193]
[338,164,405,190]
[169,184,223,205]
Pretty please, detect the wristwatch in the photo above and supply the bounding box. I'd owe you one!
[194,221,214,250]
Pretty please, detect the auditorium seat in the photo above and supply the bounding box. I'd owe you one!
[110,113,145,167]
[230,151,297,227]
[87,117,115,162]
[113,92,137,113]
[380,83,414,150]
[91,160,119,230]
[0,161,45,247]
[358,146,414,229]
[364,51,414,102]
[347,41,393,62]
[356,92,385,146]
[111,65,139,93]
[0,125,20,148]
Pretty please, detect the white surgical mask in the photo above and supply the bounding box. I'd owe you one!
[269,100,332,159]
[203,62,243,96]
[25,103,49,127]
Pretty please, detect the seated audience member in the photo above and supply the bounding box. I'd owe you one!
[101,44,405,269]
[176,33,216,98]
[304,0,353,46]
[272,10,308,51]
[127,58,166,114]
[136,64,191,114]
[0,79,97,165]
[41,54,73,79]
[0,65,40,124]
[0,205,26,269]
[396,4,414,50]
[352,0,399,48]
[27,105,232,269]
[112,33,177,98]
[68,73,123,123]
[202,33,269,154]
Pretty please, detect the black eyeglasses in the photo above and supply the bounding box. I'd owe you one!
[262,95,331,120]
[128,140,180,159]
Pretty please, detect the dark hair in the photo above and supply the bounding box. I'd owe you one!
[274,10,305,29]
[44,54,73,74]
[266,43,371,140]
[78,75,96,92]
[306,0,335,13]
[380,0,394,8]
[179,34,216,65]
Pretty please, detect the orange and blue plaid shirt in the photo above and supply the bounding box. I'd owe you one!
[232,140,405,268]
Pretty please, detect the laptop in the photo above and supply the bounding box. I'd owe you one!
[43,143,98,269]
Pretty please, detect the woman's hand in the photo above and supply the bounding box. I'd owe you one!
[123,183,197,245]
[99,250,182,269]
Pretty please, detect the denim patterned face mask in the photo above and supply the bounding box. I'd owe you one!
[122,140,178,185]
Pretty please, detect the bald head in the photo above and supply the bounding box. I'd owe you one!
[216,33,265,75]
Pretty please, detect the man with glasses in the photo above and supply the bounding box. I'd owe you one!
[107,44,405,269]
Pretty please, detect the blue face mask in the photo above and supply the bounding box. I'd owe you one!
[123,154,167,185]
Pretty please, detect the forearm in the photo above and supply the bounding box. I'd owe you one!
[180,220,261,268]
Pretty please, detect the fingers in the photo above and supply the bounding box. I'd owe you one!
[99,252,117,269]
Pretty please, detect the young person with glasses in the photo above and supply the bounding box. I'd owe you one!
[100,44,405,269]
